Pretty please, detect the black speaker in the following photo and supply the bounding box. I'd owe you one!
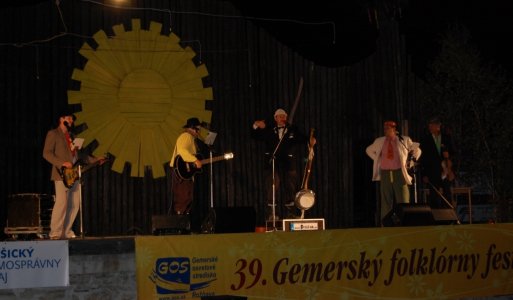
[399,204,435,226]
[388,203,435,226]
[431,209,460,225]
[6,194,53,228]
[201,207,256,234]
[152,215,190,235]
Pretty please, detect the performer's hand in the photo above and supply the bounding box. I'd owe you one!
[310,137,316,147]
[62,162,73,169]
[98,157,107,165]
[254,120,266,129]
[194,160,202,169]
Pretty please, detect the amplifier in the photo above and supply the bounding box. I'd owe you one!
[5,193,53,235]
[282,218,325,232]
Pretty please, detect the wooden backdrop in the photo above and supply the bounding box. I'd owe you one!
[0,0,421,236]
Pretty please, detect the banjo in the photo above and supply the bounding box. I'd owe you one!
[295,128,316,219]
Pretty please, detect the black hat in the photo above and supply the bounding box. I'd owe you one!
[428,117,441,125]
[183,117,201,128]
[57,107,76,121]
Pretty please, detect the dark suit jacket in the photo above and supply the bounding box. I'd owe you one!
[251,122,307,170]
[418,130,454,186]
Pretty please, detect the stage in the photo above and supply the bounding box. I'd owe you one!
[2,223,513,299]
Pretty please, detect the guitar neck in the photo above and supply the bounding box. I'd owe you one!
[300,128,315,189]
[199,153,234,165]
[76,155,109,173]
[75,162,96,174]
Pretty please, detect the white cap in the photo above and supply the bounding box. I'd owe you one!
[274,108,287,117]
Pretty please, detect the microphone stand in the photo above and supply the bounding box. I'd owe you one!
[69,127,85,239]
[398,135,419,204]
[199,127,217,234]
[78,164,84,239]
[268,126,287,231]
[203,128,216,209]
[270,157,277,230]
[409,156,419,204]
[209,145,214,208]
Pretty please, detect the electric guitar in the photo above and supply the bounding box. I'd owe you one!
[174,152,234,180]
[59,154,110,188]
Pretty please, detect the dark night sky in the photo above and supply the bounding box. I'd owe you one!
[400,0,513,77]
[230,0,513,76]
[3,0,513,74]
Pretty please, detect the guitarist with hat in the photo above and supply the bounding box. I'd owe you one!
[169,117,203,215]
[43,109,105,239]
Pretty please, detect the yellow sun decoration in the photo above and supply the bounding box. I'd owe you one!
[68,19,213,178]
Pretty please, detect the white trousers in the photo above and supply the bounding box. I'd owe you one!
[50,180,80,239]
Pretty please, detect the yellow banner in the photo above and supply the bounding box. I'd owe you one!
[135,223,513,299]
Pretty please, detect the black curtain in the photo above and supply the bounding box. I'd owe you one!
[1,0,420,236]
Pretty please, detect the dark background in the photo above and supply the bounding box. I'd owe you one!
[1,0,511,236]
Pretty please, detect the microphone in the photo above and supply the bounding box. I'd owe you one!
[200,121,210,130]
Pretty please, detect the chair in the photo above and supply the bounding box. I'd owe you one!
[451,187,472,224]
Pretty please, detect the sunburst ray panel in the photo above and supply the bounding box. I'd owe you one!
[69,19,213,178]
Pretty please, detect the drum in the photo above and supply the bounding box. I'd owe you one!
[294,189,315,210]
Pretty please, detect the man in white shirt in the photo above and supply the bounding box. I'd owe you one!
[366,120,421,225]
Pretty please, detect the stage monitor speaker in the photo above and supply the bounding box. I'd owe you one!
[431,208,460,225]
[384,205,460,226]
[201,207,256,234]
[394,203,435,226]
[152,215,190,235]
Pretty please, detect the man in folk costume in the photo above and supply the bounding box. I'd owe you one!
[366,120,422,225]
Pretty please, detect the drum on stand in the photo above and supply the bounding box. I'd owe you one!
[295,189,315,219]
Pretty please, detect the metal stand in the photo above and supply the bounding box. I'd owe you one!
[267,127,287,232]
[269,156,277,231]
[426,181,454,208]
[209,147,214,208]
[451,187,472,224]
[199,132,217,234]
[399,136,419,204]
[204,130,217,209]
[409,158,419,204]
[78,165,84,239]
[427,180,461,224]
